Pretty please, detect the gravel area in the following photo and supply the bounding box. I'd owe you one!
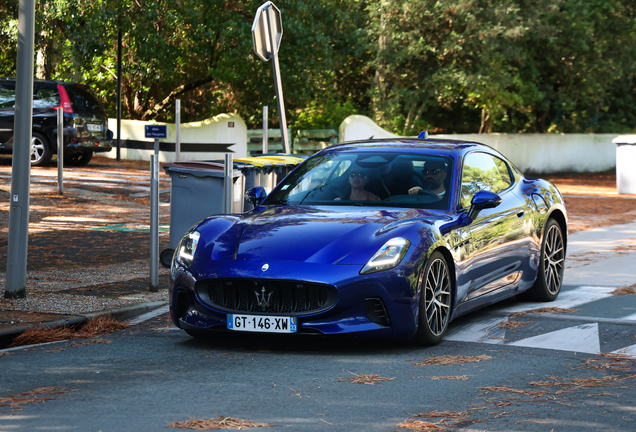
[0,156,171,319]
[0,260,169,315]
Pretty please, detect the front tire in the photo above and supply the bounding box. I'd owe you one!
[30,133,52,166]
[412,251,452,346]
[525,218,565,301]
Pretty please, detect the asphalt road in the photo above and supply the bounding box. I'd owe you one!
[1,286,635,432]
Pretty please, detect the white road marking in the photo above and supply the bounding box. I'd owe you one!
[493,286,615,314]
[446,317,507,344]
[612,344,636,358]
[127,304,170,325]
[508,323,601,354]
[0,339,69,354]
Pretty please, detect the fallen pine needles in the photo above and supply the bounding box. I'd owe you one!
[397,410,485,431]
[396,419,446,431]
[428,375,469,381]
[0,386,75,412]
[508,308,580,318]
[9,316,128,347]
[415,355,492,366]
[338,373,395,385]
[167,415,274,430]
[480,386,550,397]
[611,285,636,296]
[529,375,621,389]
[497,321,529,329]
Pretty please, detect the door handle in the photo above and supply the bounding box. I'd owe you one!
[516,210,525,218]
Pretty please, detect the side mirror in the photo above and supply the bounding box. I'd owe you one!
[468,190,502,220]
[246,186,267,207]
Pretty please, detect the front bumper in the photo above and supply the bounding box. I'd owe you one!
[169,259,422,339]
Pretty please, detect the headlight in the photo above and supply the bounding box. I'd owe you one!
[176,231,200,266]
[360,237,410,274]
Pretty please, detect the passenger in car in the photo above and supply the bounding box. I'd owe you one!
[408,159,448,199]
[335,169,380,201]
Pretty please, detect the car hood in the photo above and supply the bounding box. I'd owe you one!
[195,205,450,265]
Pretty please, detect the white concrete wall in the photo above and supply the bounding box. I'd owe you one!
[340,115,619,174]
[103,113,247,162]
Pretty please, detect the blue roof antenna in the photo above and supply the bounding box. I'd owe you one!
[418,131,428,139]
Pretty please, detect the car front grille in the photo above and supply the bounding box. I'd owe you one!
[196,279,337,316]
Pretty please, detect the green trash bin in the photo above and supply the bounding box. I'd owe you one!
[161,161,244,267]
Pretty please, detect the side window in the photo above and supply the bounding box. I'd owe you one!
[0,83,16,109]
[493,157,512,191]
[460,153,512,208]
[33,86,60,109]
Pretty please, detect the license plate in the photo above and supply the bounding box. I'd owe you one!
[227,314,297,333]
[87,124,103,132]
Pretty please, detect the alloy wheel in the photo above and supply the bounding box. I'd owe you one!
[543,224,564,295]
[30,136,45,164]
[424,258,451,336]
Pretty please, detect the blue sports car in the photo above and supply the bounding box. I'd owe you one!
[169,139,567,345]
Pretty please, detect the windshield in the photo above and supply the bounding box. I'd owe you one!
[264,151,453,209]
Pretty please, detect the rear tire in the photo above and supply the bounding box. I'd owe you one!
[30,133,52,166]
[412,251,452,346]
[65,152,93,166]
[524,218,565,302]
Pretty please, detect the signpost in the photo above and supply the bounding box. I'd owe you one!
[5,0,35,299]
[146,125,166,292]
[252,1,290,154]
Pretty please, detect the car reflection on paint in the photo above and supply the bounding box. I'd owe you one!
[169,139,567,345]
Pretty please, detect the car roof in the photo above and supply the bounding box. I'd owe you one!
[324,138,495,157]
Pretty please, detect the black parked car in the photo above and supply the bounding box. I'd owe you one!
[0,78,113,166]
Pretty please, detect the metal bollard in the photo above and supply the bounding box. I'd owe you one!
[224,153,233,214]
[149,147,159,292]
[175,99,181,161]
[262,106,268,154]
[57,107,63,194]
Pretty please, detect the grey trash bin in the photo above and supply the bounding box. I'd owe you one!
[161,161,244,266]
[612,135,636,195]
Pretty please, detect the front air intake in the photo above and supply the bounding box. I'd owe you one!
[365,298,391,326]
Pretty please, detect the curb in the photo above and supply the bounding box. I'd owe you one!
[0,301,168,339]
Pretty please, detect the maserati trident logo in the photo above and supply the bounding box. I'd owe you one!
[255,286,272,311]
[261,264,269,272]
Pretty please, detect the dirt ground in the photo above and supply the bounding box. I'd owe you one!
[545,172,636,232]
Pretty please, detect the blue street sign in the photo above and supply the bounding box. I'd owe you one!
[145,125,167,139]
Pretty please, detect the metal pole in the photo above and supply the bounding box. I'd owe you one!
[5,0,35,299]
[224,153,233,213]
[175,99,181,161]
[266,9,289,154]
[57,107,63,194]
[116,23,122,161]
[262,105,268,154]
[149,140,159,292]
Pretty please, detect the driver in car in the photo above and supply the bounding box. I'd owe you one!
[408,159,448,199]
